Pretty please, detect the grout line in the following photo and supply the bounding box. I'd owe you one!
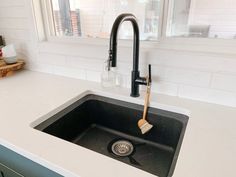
[208,72,214,88]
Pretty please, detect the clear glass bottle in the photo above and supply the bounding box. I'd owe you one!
[101,60,116,88]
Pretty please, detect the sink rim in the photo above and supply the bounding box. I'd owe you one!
[30,90,191,129]
[35,94,188,134]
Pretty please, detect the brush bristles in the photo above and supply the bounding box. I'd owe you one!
[140,122,153,134]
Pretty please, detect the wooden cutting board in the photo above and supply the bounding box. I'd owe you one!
[0,59,25,78]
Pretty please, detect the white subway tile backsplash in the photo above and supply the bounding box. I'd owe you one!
[53,66,86,80]
[0,0,24,7]
[150,65,166,81]
[148,50,225,72]
[27,63,54,74]
[39,42,108,59]
[219,58,236,74]
[211,73,236,92]
[116,47,133,63]
[38,53,67,66]
[152,81,179,96]
[0,7,27,18]
[0,18,29,29]
[164,67,212,87]
[0,29,30,40]
[178,85,236,107]
[117,47,147,64]
[85,70,101,82]
[66,56,104,71]
[116,62,133,75]
[118,74,130,88]
[151,65,212,87]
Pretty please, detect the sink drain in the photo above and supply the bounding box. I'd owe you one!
[110,140,134,157]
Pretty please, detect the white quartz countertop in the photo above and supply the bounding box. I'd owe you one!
[0,71,235,177]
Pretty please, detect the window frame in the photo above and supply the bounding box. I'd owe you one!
[33,0,236,55]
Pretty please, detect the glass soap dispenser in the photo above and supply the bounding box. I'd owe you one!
[101,59,117,88]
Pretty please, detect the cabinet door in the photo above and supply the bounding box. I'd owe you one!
[0,145,63,177]
[0,162,24,177]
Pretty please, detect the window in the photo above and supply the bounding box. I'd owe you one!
[50,0,161,41]
[41,0,236,42]
[167,0,236,39]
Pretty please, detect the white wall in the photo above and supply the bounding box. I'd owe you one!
[1,0,236,107]
[0,0,39,66]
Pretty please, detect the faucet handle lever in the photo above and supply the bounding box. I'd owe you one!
[148,64,152,83]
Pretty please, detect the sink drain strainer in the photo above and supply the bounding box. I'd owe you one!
[110,140,134,157]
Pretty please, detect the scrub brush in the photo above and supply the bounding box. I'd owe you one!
[137,77,153,134]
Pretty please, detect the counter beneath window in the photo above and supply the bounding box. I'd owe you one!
[0,70,235,177]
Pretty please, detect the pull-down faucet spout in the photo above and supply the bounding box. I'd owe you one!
[108,13,151,97]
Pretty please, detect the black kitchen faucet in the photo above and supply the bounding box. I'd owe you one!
[108,13,151,97]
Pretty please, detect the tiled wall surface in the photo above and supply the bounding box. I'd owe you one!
[1,0,236,107]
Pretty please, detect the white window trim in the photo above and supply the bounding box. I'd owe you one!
[33,0,236,55]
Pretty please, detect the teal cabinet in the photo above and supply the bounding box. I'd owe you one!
[0,145,63,177]
[0,162,24,177]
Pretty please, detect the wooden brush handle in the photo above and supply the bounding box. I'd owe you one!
[142,79,151,120]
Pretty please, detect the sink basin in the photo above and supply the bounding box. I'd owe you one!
[35,94,188,177]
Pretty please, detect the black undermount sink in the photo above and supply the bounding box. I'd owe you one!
[35,94,188,177]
